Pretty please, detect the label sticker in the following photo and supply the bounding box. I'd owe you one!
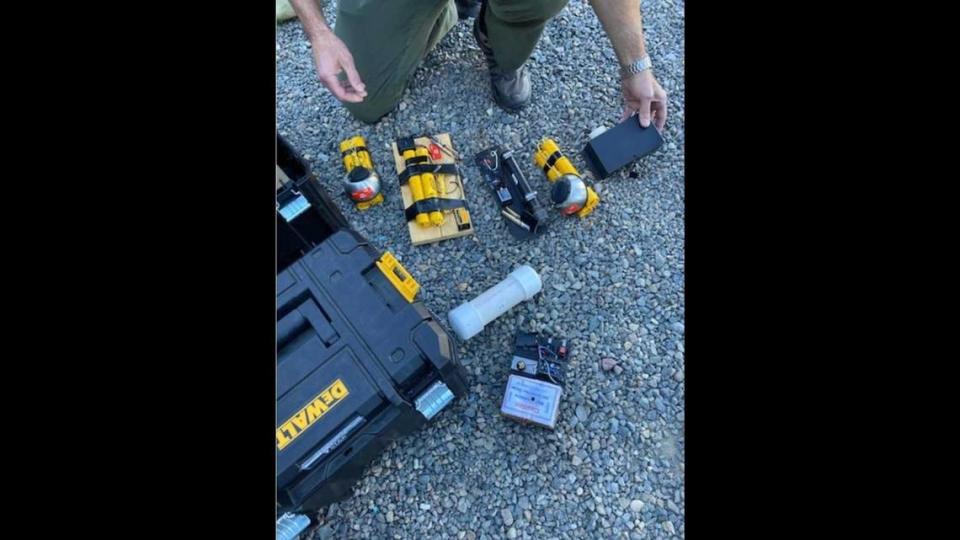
[276,379,350,451]
[500,374,562,429]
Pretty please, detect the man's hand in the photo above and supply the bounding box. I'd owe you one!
[622,70,667,131]
[590,0,668,130]
[309,29,367,103]
[289,0,367,103]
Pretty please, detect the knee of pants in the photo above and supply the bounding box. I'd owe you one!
[343,92,402,125]
[487,0,569,24]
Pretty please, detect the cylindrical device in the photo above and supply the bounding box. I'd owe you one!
[534,138,579,181]
[402,147,430,226]
[448,265,542,341]
[340,136,381,203]
[276,513,310,540]
[417,147,444,226]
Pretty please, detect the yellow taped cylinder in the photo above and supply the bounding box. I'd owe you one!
[402,148,430,226]
[340,135,373,174]
[534,138,579,181]
[416,147,444,226]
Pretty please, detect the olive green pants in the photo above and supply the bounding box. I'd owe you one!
[334,0,569,123]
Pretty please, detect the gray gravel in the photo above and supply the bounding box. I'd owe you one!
[278,0,684,538]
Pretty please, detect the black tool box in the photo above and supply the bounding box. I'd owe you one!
[277,135,469,513]
[277,134,351,273]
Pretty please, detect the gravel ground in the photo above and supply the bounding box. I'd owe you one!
[277,1,684,538]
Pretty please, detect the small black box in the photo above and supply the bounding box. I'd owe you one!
[581,115,664,180]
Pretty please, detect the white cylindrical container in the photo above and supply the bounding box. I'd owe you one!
[448,265,542,341]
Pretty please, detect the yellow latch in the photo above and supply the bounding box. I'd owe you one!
[376,252,419,302]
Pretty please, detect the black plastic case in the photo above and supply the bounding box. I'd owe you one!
[581,115,664,179]
[277,134,350,273]
[276,136,468,513]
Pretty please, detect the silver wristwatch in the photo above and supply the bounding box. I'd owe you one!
[621,55,652,79]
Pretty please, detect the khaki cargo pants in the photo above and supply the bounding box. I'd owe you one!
[335,0,569,123]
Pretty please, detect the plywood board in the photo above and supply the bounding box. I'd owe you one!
[391,133,474,246]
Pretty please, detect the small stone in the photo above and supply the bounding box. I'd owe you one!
[613,365,624,375]
[506,527,517,539]
[458,498,469,513]
[576,405,589,421]
[465,532,476,540]
[667,500,680,513]
[572,455,583,466]
[601,357,618,371]
[589,316,601,331]
[317,525,334,540]
[673,371,684,382]
[630,500,644,513]
[386,511,395,523]
[502,508,514,527]
[458,282,468,292]
[671,322,685,334]
[419,503,431,510]
[487,108,494,116]
[663,521,676,535]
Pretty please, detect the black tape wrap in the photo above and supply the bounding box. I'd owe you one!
[404,197,469,222]
[398,163,460,185]
[542,150,562,175]
[341,146,368,158]
[397,136,417,154]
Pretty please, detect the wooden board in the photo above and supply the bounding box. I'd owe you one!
[391,133,474,246]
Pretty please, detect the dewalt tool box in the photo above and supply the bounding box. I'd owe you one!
[277,136,468,513]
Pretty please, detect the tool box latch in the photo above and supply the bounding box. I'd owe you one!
[415,381,455,420]
[376,252,420,303]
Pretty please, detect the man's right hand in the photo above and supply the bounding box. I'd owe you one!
[309,29,367,103]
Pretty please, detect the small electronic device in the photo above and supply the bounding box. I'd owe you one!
[500,332,569,429]
[581,114,664,179]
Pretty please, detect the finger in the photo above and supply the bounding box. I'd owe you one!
[320,74,363,103]
[636,98,653,128]
[340,55,366,96]
[652,99,667,131]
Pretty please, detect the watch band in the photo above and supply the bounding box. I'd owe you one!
[621,55,652,79]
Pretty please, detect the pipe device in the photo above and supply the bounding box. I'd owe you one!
[447,265,542,340]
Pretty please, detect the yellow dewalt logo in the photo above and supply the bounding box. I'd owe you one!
[276,379,349,451]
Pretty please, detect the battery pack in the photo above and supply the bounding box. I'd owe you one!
[581,115,664,179]
[500,332,569,429]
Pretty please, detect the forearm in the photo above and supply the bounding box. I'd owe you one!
[589,0,647,67]
[289,0,333,41]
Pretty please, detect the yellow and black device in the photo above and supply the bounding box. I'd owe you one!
[533,138,599,218]
[396,135,470,229]
[339,135,384,211]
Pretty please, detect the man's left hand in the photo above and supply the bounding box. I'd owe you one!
[622,70,667,131]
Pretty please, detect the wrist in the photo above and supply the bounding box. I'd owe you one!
[620,54,652,80]
[306,22,334,44]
